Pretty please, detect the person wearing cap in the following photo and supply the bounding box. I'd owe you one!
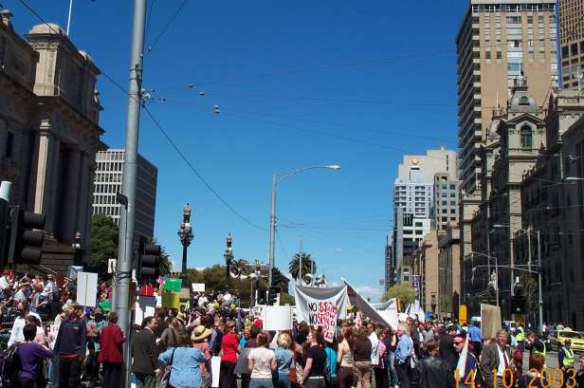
[192,325,212,387]
[53,303,87,388]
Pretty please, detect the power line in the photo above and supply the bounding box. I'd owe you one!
[145,0,157,43]
[14,0,266,233]
[142,105,267,231]
[146,0,188,55]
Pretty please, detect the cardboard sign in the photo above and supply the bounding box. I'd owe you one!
[480,303,502,340]
[76,272,98,307]
[262,306,293,331]
[161,291,180,309]
[192,283,205,292]
[211,356,221,387]
[134,296,157,325]
[163,278,182,293]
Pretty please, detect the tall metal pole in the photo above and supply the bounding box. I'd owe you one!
[115,2,145,384]
[537,230,543,335]
[66,0,73,36]
[495,256,500,307]
[268,174,277,289]
[298,239,303,285]
[182,244,188,274]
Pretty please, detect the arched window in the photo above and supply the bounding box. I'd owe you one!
[519,95,530,105]
[520,125,532,149]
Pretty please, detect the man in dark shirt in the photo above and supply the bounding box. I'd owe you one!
[418,338,456,388]
[132,317,160,388]
[54,303,87,388]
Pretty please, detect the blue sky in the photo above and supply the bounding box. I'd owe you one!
[8,0,465,301]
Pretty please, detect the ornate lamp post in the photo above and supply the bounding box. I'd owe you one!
[178,204,194,274]
[224,233,234,283]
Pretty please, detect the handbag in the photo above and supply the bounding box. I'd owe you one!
[159,348,176,388]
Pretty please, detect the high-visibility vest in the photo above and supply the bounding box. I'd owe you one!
[562,347,574,367]
[516,331,525,342]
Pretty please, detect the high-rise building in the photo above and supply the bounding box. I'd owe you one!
[456,0,560,288]
[558,0,584,89]
[386,148,457,288]
[92,149,158,239]
[433,173,459,230]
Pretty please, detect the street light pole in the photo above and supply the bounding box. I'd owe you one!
[267,165,340,290]
[537,230,543,334]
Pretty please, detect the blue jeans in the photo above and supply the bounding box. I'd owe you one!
[276,373,291,388]
[48,358,59,388]
[250,378,273,388]
[387,352,398,386]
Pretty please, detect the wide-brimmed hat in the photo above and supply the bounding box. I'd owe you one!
[191,325,212,342]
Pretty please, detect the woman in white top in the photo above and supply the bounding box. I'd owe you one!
[337,325,354,388]
[248,332,277,388]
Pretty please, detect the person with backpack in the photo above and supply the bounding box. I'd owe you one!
[15,323,54,388]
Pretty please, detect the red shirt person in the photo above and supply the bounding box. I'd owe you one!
[219,320,240,388]
[98,312,127,388]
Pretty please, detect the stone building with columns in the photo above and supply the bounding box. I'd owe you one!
[0,11,104,268]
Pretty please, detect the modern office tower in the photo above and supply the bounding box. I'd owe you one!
[433,173,459,230]
[558,0,584,89]
[387,148,457,287]
[92,149,158,240]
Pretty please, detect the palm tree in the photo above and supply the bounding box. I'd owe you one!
[289,253,316,280]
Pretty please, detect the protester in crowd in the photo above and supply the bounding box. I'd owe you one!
[454,334,477,387]
[518,354,549,388]
[15,323,54,388]
[98,312,126,388]
[468,321,482,357]
[336,325,354,388]
[367,322,380,388]
[526,331,546,360]
[248,332,277,388]
[240,327,251,348]
[480,330,512,388]
[374,328,387,388]
[395,323,414,388]
[417,338,455,388]
[323,336,338,388]
[219,320,239,388]
[158,316,183,351]
[438,324,458,372]
[158,333,206,388]
[275,332,295,388]
[575,357,584,387]
[53,303,86,388]
[132,317,160,388]
[352,326,372,388]
[191,325,212,388]
[9,301,43,347]
[382,326,398,388]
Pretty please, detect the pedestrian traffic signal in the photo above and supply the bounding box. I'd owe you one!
[9,208,45,264]
[511,295,526,315]
[268,286,280,305]
[140,244,161,279]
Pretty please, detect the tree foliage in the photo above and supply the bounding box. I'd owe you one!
[382,283,416,305]
[289,253,316,280]
[89,215,119,274]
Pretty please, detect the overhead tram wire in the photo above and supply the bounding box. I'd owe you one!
[145,0,189,55]
[144,0,157,44]
[142,105,267,232]
[15,0,265,233]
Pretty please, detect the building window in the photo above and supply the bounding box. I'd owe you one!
[520,125,533,149]
[519,96,530,105]
[4,132,14,159]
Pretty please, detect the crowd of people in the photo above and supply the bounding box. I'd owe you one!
[0,269,583,388]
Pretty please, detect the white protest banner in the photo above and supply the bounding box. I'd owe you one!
[76,272,98,307]
[192,283,205,292]
[211,356,221,387]
[294,285,348,343]
[262,306,293,331]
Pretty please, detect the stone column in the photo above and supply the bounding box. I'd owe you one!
[76,152,92,250]
[62,147,82,242]
[33,125,52,215]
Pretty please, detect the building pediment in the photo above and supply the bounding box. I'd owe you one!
[505,113,545,127]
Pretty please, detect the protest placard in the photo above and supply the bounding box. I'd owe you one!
[76,272,98,307]
[192,283,205,292]
[262,306,293,331]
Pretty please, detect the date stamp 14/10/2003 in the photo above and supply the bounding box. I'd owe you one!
[455,367,578,388]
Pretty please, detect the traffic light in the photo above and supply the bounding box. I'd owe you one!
[140,244,161,280]
[268,286,280,305]
[511,295,526,315]
[9,208,45,264]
